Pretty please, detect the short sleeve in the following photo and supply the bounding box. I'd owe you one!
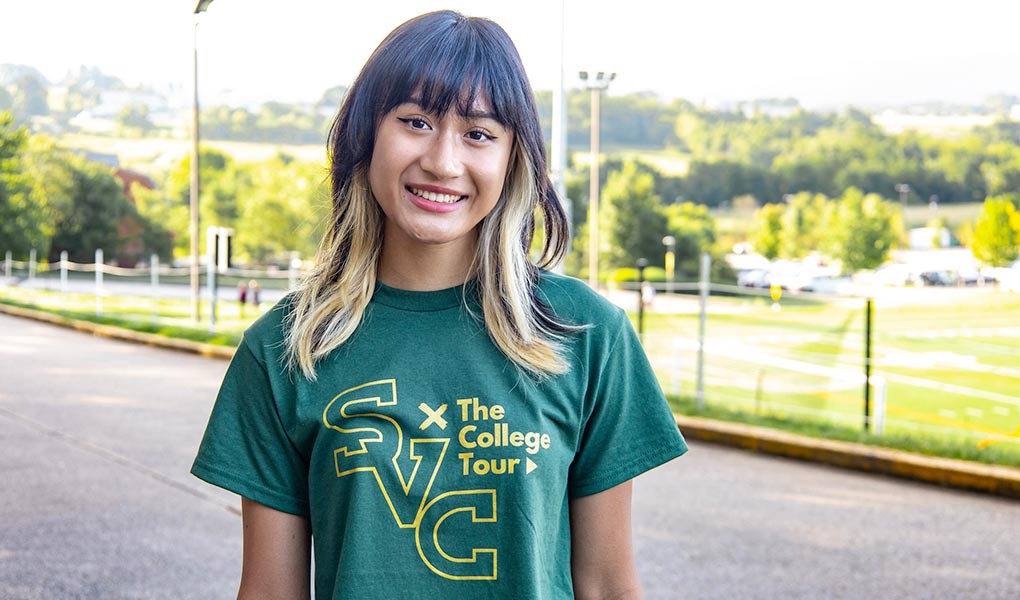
[191,340,310,516]
[568,310,687,498]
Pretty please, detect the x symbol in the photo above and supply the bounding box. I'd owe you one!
[418,402,448,430]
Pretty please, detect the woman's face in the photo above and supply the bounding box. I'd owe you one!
[368,95,514,256]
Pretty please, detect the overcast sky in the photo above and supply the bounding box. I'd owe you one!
[3,0,1019,109]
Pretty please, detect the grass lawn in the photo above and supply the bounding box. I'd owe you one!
[634,286,1020,464]
[4,282,1019,466]
[0,287,251,347]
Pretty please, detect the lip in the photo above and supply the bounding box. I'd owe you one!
[408,183,466,196]
[404,185,467,214]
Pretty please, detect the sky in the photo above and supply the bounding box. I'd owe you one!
[3,0,1020,110]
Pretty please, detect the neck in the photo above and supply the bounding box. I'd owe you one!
[377,229,479,291]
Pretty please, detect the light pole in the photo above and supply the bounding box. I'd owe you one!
[580,70,615,289]
[190,0,214,321]
[550,0,569,265]
[662,235,676,293]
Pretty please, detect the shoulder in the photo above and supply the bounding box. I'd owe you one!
[238,294,295,368]
[535,270,625,328]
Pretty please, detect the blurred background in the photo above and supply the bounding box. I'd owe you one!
[2,0,1019,472]
[3,3,1020,598]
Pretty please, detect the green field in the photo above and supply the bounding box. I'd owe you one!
[710,201,984,240]
[636,286,1020,459]
[4,280,1019,464]
[56,133,325,172]
[0,286,250,347]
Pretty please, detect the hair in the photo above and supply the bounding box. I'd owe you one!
[285,10,578,380]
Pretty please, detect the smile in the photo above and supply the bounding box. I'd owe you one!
[407,186,466,204]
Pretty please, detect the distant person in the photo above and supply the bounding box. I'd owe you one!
[191,11,686,599]
[237,281,248,316]
[641,280,656,308]
[248,279,260,311]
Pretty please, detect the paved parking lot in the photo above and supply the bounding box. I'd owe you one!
[2,313,1019,599]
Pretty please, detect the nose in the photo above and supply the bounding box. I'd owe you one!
[420,131,464,180]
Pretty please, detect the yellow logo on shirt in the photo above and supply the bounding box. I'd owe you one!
[324,379,551,581]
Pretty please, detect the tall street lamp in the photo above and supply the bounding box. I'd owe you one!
[190,0,214,321]
[550,0,569,270]
[662,235,676,293]
[580,70,614,289]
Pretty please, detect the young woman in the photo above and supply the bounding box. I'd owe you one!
[192,10,686,599]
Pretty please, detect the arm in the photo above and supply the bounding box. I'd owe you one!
[569,480,643,600]
[237,497,312,600]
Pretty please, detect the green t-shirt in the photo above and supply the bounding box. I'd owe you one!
[192,271,686,599]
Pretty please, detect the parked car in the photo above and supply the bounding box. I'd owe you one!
[918,271,954,286]
[738,269,770,288]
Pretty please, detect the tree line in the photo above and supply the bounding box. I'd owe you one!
[0,111,172,265]
[547,96,1020,210]
[7,60,1020,212]
[0,110,328,266]
[3,99,1018,277]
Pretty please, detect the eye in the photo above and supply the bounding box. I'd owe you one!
[397,117,431,130]
[466,130,497,142]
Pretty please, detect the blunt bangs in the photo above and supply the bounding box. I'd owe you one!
[360,12,541,146]
[302,10,576,381]
[330,11,550,216]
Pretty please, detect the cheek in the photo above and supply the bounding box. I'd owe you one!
[367,160,384,203]
[484,152,513,196]
[368,148,400,202]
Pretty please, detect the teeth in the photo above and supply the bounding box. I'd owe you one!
[410,187,462,204]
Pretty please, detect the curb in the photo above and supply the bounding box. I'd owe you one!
[4,302,1017,501]
[676,414,1020,500]
[0,303,235,360]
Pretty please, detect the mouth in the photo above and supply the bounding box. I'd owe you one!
[406,186,467,204]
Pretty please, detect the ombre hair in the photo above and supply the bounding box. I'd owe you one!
[285,10,577,380]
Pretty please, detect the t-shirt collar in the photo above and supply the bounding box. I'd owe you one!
[371,280,479,312]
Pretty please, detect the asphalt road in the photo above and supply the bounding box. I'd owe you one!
[1,313,1018,599]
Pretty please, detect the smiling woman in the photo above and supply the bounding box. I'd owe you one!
[368,99,513,277]
[190,10,686,600]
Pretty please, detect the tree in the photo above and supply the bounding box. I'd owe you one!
[316,85,348,114]
[234,155,327,264]
[18,135,172,264]
[0,111,50,257]
[564,222,589,279]
[599,161,668,269]
[971,195,1020,267]
[780,192,831,258]
[753,203,784,260]
[164,148,241,255]
[131,183,188,258]
[47,155,134,263]
[10,74,49,121]
[828,188,901,273]
[680,160,775,207]
[664,202,717,279]
[61,66,120,115]
[116,102,153,133]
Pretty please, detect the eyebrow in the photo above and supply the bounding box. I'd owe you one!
[405,98,500,123]
[462,109,500,123]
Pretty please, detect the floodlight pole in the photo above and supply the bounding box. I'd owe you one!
[662,235,676,293]
[190,0,214,321]
[550,0,569,272]
[580,70,615,289]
